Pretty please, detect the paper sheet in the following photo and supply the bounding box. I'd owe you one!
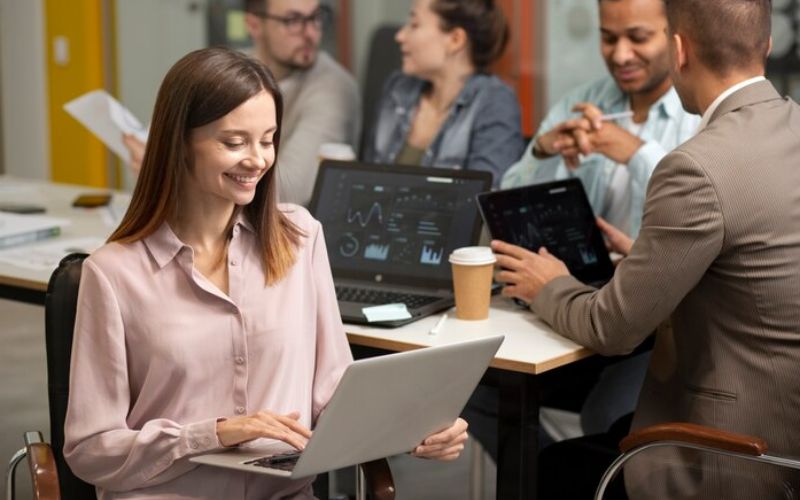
[0,237,105,272]
[362,303,412,323]
[63,89,148,163]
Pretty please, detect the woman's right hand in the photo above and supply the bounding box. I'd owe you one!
[215,410,312,450]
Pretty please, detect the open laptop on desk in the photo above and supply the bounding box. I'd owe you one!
[191,335,504,478]
[309,160,492,326]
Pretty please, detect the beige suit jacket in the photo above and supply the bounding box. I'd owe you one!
[533,81,800,498]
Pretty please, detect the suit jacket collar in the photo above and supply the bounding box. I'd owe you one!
[708,80,781,125]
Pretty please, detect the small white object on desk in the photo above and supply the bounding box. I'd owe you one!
[429,313,448,335]
[362,303,411,323]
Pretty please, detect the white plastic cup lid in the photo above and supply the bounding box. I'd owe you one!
[318,143,356,161]
[449,246,496,266]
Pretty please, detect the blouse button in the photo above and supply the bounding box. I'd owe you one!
[235,356,245,365]
[235,406,245,415]
[230,259,238,266]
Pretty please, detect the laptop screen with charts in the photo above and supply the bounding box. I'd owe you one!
[476,179,615,287]
[309,160,492,326]
[191,335,504,479]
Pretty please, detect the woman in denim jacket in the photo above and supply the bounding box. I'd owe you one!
[363,0,524,187]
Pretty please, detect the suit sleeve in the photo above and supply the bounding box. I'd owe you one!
[531,149,724,355]
[63,259,223,491]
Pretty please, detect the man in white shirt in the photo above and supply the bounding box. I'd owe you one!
[126,0,360,206]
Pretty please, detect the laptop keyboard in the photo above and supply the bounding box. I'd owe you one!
[335,285,440,309]
[243,451,301,471]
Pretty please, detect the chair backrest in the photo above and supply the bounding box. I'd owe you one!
[359,24,402,158]
[44,253,96,500]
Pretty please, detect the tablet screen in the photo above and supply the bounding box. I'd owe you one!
[477,179,614,286]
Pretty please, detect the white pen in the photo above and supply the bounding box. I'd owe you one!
[429,313,448,335]
[600,110,634,121]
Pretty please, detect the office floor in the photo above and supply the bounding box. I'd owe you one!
[0,298,496,500]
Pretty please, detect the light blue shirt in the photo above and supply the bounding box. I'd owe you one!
[501,76,700,237]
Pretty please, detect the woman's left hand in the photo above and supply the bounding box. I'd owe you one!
[411,418,469,461]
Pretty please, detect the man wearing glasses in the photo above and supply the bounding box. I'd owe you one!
[244,0,360,206]
[125,0,360,206]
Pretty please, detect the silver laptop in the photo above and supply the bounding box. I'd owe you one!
[309,160,492,327]
[190,335,504,478]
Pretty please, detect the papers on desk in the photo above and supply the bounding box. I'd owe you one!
[362,303,412,322]
[0,213,69,249]
[63,89,148,163]
[0,237,104,272]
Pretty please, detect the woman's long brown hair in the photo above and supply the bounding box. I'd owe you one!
[109,47,303,284]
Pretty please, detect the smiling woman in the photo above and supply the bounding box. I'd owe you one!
[62,46,468,500]
[109,47,302,285]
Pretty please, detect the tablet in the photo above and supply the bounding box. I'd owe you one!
[477,179,614,287]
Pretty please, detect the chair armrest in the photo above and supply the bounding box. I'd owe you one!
[360,458,395,500]
[25,435,61,500]
[620,422,768,456]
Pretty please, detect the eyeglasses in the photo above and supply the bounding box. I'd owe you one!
[254,6,331,35]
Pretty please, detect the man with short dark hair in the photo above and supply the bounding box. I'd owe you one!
[502,0,698,238]
[494,0,800,497]
[244,0,359,206]
[466,0,698,463]
[126,0,359,206]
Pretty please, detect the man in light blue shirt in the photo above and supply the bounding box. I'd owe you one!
[502,0,699,238]
[465,0,700,467]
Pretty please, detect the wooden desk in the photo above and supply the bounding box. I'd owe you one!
[346,298,593,499]
[0,176,129,304]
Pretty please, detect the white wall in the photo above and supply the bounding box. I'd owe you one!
[0,0,49,179]
[350,0,409,87]
[114,0,208,188]
[545,0,607,107]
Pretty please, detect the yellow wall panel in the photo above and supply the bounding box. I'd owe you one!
[45,0,107,186]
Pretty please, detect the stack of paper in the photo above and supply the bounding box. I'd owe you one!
[63,89,148,163]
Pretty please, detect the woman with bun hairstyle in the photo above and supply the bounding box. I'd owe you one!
[363,0,524,187]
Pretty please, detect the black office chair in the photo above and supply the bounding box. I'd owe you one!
[6,253,395,500]
[359,24,402,159]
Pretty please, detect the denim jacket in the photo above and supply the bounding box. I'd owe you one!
[363,71,524,187]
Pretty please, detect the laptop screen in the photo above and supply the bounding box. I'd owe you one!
[309,161,492,289]
[477,179,615,286]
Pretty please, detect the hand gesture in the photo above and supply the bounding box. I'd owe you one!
[215,410,312,450]
[491,240,570,304]
[411,418,469,461]
[567,103,644,164]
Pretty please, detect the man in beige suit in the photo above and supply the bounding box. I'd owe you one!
[492,0,800,497]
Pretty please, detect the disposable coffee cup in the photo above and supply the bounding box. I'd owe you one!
[318,143,356,163]
[449,246,496,320]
